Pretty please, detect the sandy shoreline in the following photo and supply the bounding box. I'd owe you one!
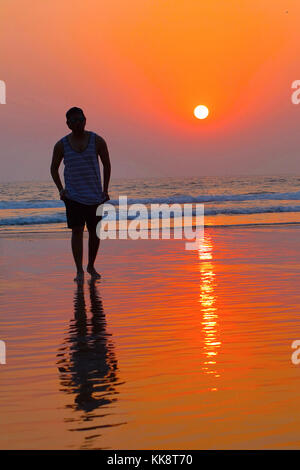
[1,219,300,238]
[1,224,300,449]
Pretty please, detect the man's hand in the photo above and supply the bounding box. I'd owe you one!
[50,141,64,195]
[59,188,67,201]
[95,135,111,201]
[102,191,110,203]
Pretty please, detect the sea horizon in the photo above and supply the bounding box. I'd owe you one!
[2,174,300,235]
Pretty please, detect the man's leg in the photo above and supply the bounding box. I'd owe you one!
[71,225,85,282]
[87,226,101,279]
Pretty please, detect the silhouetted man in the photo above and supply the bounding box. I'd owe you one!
[51,107,111,282]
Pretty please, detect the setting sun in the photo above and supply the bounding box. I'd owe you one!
[194,105,209,120]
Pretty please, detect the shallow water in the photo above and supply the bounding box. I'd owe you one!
[1,225,300,449]
[2,175,300,233]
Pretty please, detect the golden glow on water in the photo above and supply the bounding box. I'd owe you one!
[198,235,221,383]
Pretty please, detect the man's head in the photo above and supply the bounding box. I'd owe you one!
[66,107,86,133]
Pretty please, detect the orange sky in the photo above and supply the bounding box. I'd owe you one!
[0,0,300,181]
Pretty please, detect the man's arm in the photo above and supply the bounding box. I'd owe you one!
[95,134,111,195]
[50,140,65,199]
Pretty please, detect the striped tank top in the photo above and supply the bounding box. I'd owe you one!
[62,131,103,205]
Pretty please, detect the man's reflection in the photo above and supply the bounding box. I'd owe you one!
[57,280,125,447]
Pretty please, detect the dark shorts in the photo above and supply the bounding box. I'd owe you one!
[63,197,103,230]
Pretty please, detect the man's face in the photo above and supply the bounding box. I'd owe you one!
[67,112,86,133]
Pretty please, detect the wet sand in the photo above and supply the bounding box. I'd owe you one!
[1,225,300,449]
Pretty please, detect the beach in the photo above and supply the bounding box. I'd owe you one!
[2,0,300,452]
[1,224,300,449]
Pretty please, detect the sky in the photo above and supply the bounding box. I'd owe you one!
[0,0,300,182]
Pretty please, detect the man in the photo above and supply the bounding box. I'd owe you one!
[50,107,111,282]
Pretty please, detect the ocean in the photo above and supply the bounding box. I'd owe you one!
[2,175,300,449]
[1,174,300,234]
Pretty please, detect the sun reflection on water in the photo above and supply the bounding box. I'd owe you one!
[198,234,221,387]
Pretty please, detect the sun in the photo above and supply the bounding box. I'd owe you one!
[194,105,209,120]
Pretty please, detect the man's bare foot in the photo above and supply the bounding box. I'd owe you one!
[87,265,101,279]
[74,270,84,283]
